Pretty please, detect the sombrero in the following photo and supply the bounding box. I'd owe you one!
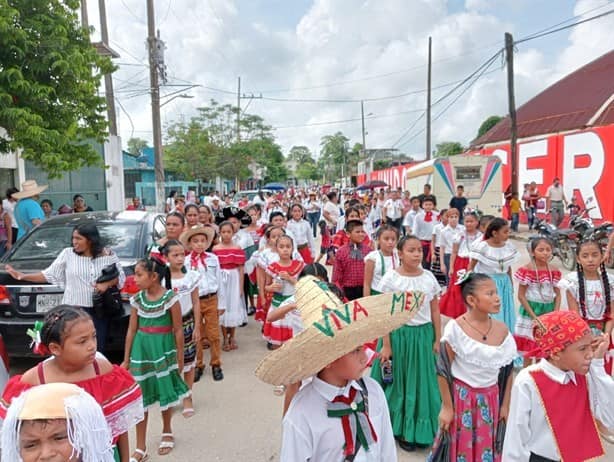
[12,180,48,199]
[215,206,252,227]
[179,224,215,248]
[255,276,424,385]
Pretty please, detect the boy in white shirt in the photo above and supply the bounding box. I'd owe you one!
[411,197,439,268]
[503,310,614,461]
[402,196,422,235]
[256,278,426,461]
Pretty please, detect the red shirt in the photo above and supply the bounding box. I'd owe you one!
[332,242,370,288]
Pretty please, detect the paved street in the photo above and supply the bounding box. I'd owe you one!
[9,236,614,461]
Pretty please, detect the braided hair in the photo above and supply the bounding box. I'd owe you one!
[575,239,611,319]
[137,256,172,290]
[40,305,91,347]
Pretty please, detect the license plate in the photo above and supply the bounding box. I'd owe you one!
[36,294,63,313]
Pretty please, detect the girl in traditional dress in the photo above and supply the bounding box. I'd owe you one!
[440,211,482,318]
[123,257,189,459]
[286,203,315,264]
[514,237,561,366]
[254,225,285,324]
[363,224,399,296]
[469,217,519,332]
[430,209,449,288]
[213,221,247,351]
[0,305,144,462]
[431,273,517,462]
[263,235,304,349]
[371,235,442,451]
[245,205,264,314]
[163,239,201,418]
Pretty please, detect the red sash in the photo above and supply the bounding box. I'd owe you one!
[530,370,604,462]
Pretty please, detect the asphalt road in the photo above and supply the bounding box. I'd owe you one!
[8,238,614,461]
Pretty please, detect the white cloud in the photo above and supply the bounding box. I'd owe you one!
[90,0,613,162]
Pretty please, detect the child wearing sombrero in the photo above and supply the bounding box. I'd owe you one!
[503,310,614,461]
[256,276,426,461]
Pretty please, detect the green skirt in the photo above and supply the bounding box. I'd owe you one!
[370,288,382,295]
[129,330,189,410]
[371,323,441,445]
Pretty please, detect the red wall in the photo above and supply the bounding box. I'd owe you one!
[358,124,614,221]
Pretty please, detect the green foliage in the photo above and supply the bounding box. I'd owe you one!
[318,132,351,181]
[164,99,287,183]
[127,137,149,156]
[434,141,464,158]
[0,0,115,177]
[476,115,503,139]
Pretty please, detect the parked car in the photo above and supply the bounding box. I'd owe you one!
[0,211,165,357]
[233,189,274,205]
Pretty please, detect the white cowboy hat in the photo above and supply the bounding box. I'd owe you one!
[255,276,424,386]
[179,224,215,249]
[12,180,48,199]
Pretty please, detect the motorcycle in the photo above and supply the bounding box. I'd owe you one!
[534,218,578,270]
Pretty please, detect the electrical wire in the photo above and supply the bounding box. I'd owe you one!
[115,98,135,140]
[273,108,425,130]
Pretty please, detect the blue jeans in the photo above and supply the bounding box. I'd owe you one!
[527,206,536,229]
[511,213,519,231]
[83,307,110,353]
[306,212,319,238]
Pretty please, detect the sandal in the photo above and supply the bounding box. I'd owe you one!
[230,340,238,350]
[158,433,175,456]
[129,448,149,462]
[182,407,195,418]
[222,342,231,352]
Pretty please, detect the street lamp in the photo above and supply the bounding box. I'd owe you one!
[160,93,194,107]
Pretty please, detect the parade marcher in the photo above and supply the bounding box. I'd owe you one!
[371,235,441,452]
[469,218,519,333]
[286,203,315,264]
[1,382,116,462]
[184,203,200,227]
[257,281,426,462]
[439,208,465,287]
[412,197,439,268]
[381,189,404,232]
[322,191,340,235]
[503,311,614,461]
[180,225,224,382]
[440,210,482,318]
[253,225,285,324]
[122,257,189,460]
[430,209,449,288]
[213,221,247,351]
[546,177,567,228]
[363,224,399,296]
[162,239,202,418]
[0,306,144,461]
[305,191,321,238]
[149,211,185,262]
[332,220,370,301]
[431,273,516,462]
[402,196,421,235]
[514,237,561,367]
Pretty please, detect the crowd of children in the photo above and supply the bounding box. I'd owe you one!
[1,187,614,462]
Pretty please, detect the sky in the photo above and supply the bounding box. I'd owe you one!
[85,0,614,161]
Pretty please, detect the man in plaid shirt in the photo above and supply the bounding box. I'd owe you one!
[332,220,371,301]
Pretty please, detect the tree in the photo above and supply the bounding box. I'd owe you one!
[287,146,313,164]
[0,1,114,177]
[127,137,148,156]
[476,115,503,139]
[434,141,464,158]
[318,132,350,181]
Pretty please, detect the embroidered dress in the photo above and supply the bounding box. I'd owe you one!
[364,249,399,295]
[430,223,448,287]
[253,248,279,323]
[214,247,248,327]
[129,290,189,410]
[371,269,441,446]
[559,272,614,373]
[171,270,201,372]
[262,260,304,345]
[470,240,519,332]
[513,267,561,355]
[0,359,144,461]
[440,230,483,318]
[429,320,517,462]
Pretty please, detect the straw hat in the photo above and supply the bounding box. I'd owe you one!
[12,180,48,199]
[1,382,114,462]
[179,224,215,248]
[255,276,424,385]
[215,206,252,227]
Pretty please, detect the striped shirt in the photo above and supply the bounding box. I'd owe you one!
[42,248,126,307]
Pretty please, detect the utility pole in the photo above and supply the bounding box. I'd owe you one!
[146,0,165,211]
[236,76,241,144]
[426,36,432,160]
[98,0,117,135]
[80,0,89,28]
[361,100,366,152]
[505,32,518,194]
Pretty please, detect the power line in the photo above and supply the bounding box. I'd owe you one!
[273,108,425,130]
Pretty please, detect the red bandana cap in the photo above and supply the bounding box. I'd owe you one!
[531,311,591,358]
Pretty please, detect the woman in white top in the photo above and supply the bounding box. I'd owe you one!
[6,223,125,352]
[469,217,519,333]
[304,192,321,238]
[433,273,516,462]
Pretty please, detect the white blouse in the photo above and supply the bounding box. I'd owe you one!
[442,320,517,388]
[171,270,201,316]
[380,269,440,326]
[559,272,614,321]
[470,240,519,274]
[364,250,400,293]
[454,230,483,258]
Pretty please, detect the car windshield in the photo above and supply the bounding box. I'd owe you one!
[9,223,140,261]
